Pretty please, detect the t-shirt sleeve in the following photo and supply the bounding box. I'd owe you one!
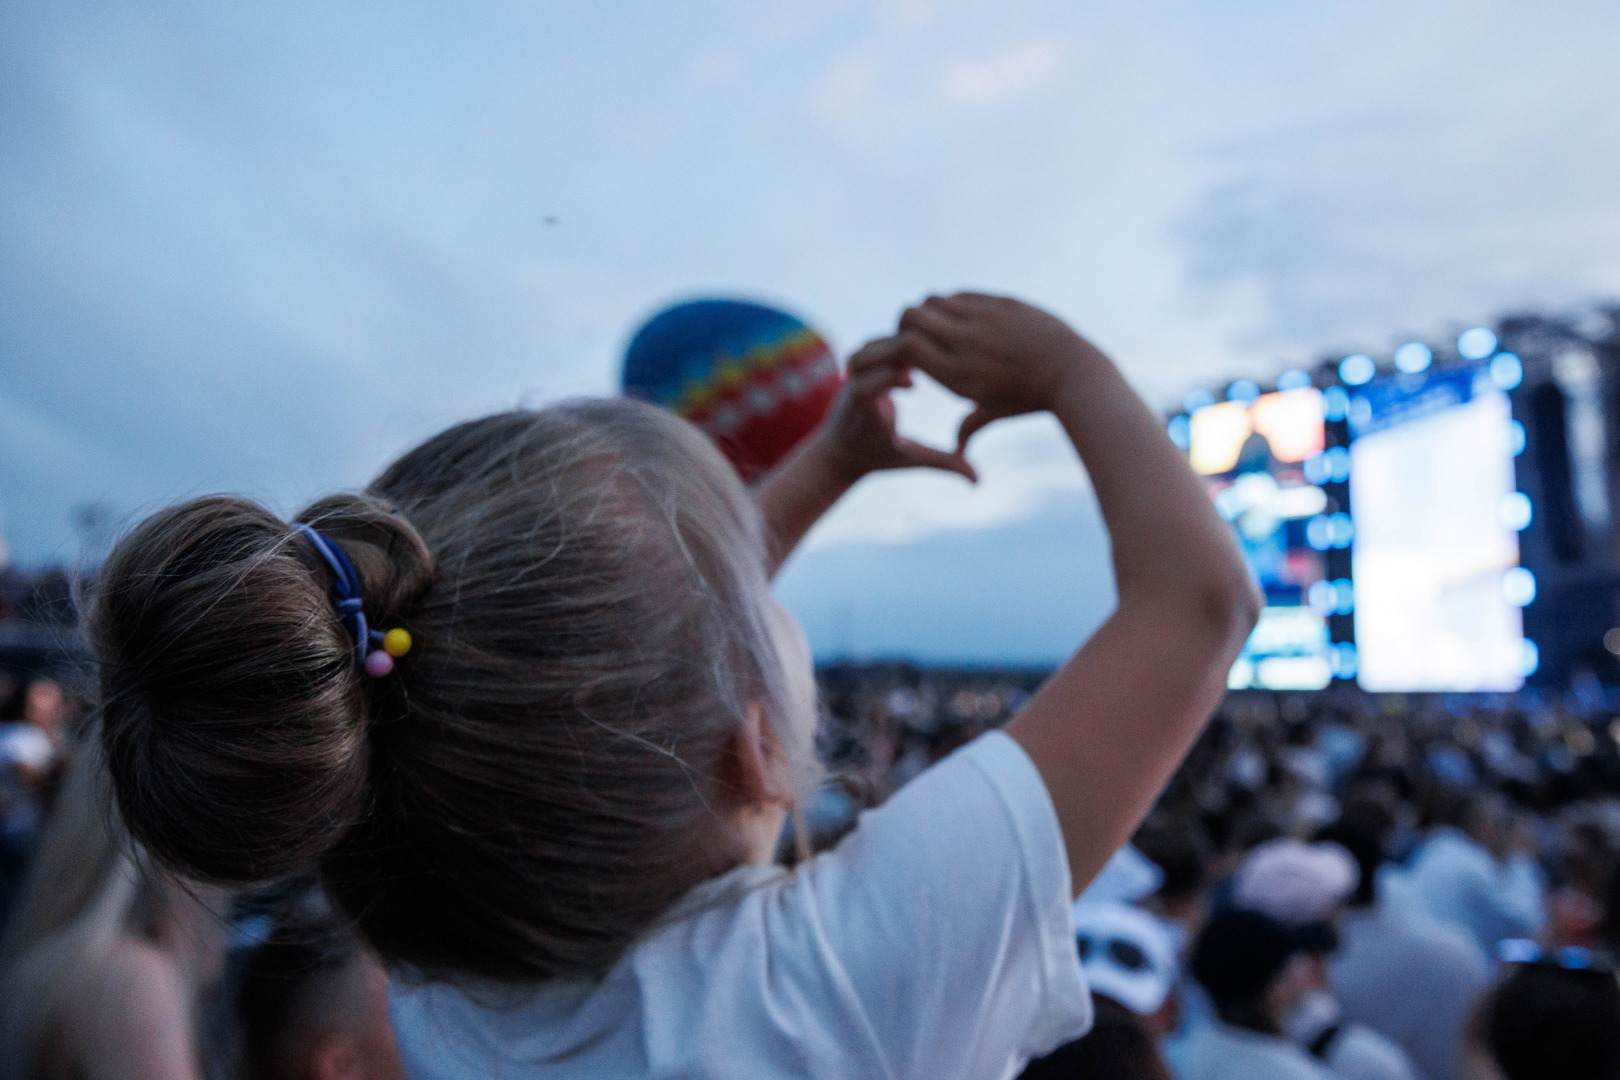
[796,730,1092,1080]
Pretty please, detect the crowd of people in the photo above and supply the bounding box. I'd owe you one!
[808,663,1620,1079]
[4,638,1619,1079]
[0,295,1615,1080]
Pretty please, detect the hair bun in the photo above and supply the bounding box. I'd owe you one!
[89,494,432,884]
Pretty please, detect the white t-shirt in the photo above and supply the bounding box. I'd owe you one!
[389,730,1092,1079]
[1182,1022,1337,1080]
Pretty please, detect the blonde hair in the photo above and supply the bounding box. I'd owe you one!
[90,399,817,982]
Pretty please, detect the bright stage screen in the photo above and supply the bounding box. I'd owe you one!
[1180,389,1335,691]
[1350,367,1527,692]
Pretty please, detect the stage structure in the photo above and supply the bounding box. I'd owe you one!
[1169,307,1620,692]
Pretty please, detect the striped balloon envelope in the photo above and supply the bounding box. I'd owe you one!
[622,298,843,481]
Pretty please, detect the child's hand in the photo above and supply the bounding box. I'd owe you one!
[817,335,977,484]
[897,293,1095,450]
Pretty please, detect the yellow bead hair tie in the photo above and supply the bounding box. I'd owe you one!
[382,628,413,658]
[362,627,412,677]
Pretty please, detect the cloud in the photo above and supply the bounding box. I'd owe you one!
[777,486,1114,663]
[811,50,882,117]
[1171,17,1620,359]
[941,39,1065,105]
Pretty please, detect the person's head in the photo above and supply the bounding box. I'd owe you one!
[1190,910,1310,1034]
[1475,961,1620,1080]
[239,900,402,1080]
[1232,837,1357,997]
[1073,901,1181,1039]
[1459,791,1516,858]
[1315,800,1394,909]
[1233,838,1358,930]
[1133,819,1210,915]
[1017,994,1173,1080]
[90,401,821,983]
[23,678,67,742]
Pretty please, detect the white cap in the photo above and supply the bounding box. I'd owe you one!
[1077,843,1165,907]
[1233,838,1359,925]
[1071,901,1179,1016]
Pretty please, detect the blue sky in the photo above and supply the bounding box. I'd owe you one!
[3,1,1619,661]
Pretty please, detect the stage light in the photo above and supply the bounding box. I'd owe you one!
[1331,643,1358,679]
[1269,484,1328,519]
[1227,379,1261,404]
[1227,657,1256,690]
[1322,386,1350,421]
[1499,492,1532,531]
[1604,628,1620,656]
[1308,579,1336,614]
[1277,369,1312,391]
[1306,515,1333,550]
[1167,415,1191,449]
[1518,639,1539,677]
[1332,578,1354,614]
[1508,420,1526,456]
[1250,389,1325,462]
[1339,354,1376,386]
[1328,512,1354,548]
[1189,401,1253,474]
[1393,342,1432,374]
[1324,446,1350,483]
[1183,389,1216,413]
[1458,327,1498,359]
[1501,567,1536,607]
[1303,453,1330,485]
[1348,396,1373,430]
[1490,352,1523,390]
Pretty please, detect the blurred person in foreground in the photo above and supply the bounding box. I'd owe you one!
[1395,792,1544,954]
[1233,838,1420,1080]
[0,676,70,934]
[1182,910,1334,1080]
[1322,805,1490,1080]
[1020,900,1179,1079]
[0,744,229,1080]
[1460,945,1620,1080]
[238,894,402,1080]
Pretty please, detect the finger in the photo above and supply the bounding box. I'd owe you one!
[908,302,982,354]
[930,294,979,318]
[956,405,1014,451]
[898,303,965,344]
[895,439,978,483]
[845,362,909,401]
[946,291,1009,308]
[919,294,970,322]
[846,335,906,375]
[894,326,965,387]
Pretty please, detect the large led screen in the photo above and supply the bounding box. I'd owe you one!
[1350,367,1528,692]
[1177,388,1335,690]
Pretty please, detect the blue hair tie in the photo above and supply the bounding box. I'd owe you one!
[298,524,408,676]
[295,524,373,660]
[295,523,415,677]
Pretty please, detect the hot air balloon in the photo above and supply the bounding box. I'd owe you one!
[622,299,844,481]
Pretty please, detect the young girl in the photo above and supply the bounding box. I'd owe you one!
[89,294,1257,1079]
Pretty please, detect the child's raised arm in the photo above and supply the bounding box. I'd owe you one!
[898,293,1261,895]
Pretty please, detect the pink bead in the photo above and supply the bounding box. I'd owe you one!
[364,651,395,678]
